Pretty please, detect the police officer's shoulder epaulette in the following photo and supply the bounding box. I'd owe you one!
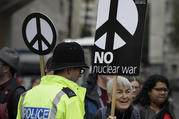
[62,87,76,98]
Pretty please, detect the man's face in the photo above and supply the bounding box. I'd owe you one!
[45,70,54,75]
[131,81,140,99]
[32,79,41,87]
[69,67,83,82]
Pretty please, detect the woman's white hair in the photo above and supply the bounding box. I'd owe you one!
[107,76,132,97]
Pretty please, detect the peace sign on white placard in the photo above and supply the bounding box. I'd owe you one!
[22,13,56,55]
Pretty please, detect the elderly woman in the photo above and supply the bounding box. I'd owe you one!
[134,74,176,119]
[91,76,141,119]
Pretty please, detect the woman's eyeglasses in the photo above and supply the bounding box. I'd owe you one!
[153,88,169,92]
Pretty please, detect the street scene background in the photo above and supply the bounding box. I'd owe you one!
[1,0,179,118]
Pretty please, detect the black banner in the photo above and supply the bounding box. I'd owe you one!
[92,0,147,75]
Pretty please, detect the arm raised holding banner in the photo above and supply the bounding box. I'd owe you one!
[91,76,141,119]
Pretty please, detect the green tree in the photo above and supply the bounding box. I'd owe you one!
[169,0,179,51]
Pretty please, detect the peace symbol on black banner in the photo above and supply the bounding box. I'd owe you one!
[92,0,147,75]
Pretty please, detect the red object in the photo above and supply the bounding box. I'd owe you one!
[0,103,9,119]
[164,113,172,119]
[0,80,9,89]
[4,91,8,95]
[15,77,22,84]
[101,88,108,106]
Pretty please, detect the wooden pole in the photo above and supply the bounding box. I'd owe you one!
[40,55,45,77]
[110,75,117,116]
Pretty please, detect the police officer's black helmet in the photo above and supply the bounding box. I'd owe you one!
[48,42,89,71]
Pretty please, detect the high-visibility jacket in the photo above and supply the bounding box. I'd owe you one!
[16,75,86,119]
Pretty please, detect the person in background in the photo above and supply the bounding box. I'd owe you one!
[16,42,89,119]
[92,76,141,119]
[128,76,141,100]
[134,74,176,119]
[31,78,41,88]
[84,74,114,119]
[45,56,53,75]
[0,47,25,119]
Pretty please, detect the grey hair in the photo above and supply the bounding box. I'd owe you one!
[107,76,132,97]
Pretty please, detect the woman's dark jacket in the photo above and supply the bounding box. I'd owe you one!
[84,74,106,119]
[91,103,141,119]
[135,102,176,119]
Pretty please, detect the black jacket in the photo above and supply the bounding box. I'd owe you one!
[92,103,141,119]
[0,78,25,119]
[83,74,105,119]
[135,102,176,119]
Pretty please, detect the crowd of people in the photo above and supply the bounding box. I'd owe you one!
[0,42,176,119]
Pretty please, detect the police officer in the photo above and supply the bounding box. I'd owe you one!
[16,42,89,119]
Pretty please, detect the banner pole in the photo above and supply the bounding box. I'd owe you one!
[110,75,117,116]
[40,55,45,77]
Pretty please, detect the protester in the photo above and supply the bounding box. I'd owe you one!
[84,74,114,119]
[134,74,176,119]
[30,77,41,88]
[16,42,89,119]
[128,76,141,100]
[91,76,141,119]
[45,56,53,75]
[0,47,25,119]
